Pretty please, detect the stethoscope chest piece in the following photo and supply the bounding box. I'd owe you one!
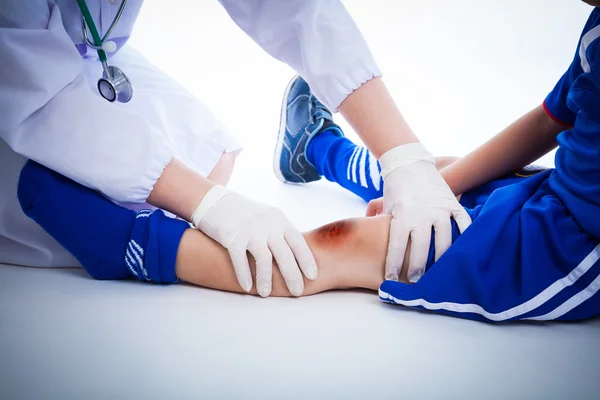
[78,0,132,102]
[98,65,133,103]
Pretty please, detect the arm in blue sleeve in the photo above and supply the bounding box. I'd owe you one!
[542,9,600,126]
[550,31,600,238]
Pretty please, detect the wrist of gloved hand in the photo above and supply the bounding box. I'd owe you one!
[378,142,471,283]
[190,185,232,229]
[379,142,435,178]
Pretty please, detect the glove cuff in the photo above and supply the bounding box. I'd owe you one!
[379,142,435,179]
[190,185,232,228]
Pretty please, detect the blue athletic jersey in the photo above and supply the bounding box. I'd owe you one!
[381,9,600,322]
[545,8,600,239]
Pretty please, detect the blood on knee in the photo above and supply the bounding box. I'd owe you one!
[314,220,354,246]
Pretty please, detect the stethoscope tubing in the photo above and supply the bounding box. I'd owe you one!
[76,0,132,102]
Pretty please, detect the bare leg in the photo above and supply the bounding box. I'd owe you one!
[177,153,437,296]
[175,215,402,296]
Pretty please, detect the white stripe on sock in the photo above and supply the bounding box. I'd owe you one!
[125,254,139,277]
[351,148,362,184]
[368,151,381,191]
[358,148,368,188]
[136,210,152,219]
[347,147,359,181]
[125,249,137,269]
[127,245,141,270]
[128,241,149,280]
[131,239,144,257]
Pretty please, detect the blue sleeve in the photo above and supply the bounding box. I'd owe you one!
[543,8,600,127]
[550,18,600,238]
[543,67,579,127]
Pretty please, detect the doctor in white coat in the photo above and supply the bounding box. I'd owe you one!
[0,0,471,297]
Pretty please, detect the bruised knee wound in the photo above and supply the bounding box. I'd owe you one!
[313,220,355,247]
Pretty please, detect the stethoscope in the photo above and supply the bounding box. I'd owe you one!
[76,0,133,103]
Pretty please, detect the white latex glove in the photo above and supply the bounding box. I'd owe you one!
[190,185,317,297]
[379,143,472,283]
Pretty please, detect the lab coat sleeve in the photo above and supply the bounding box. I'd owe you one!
[0,1,173,203]
[218,0,382,111]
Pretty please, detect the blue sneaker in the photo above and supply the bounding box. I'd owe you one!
[273,75,342,183]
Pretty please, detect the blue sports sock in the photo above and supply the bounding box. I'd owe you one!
[307,128,384,202]
[17,161,189,282]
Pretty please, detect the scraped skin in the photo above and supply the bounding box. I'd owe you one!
[175,214,409,296]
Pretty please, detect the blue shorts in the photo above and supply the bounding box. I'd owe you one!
[383,167,600,322]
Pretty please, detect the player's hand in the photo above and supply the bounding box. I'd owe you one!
[366,197,384,217]
[379,143,471,283]
[190,186,317,297]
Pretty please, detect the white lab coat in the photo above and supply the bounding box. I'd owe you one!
[0,0,381,267]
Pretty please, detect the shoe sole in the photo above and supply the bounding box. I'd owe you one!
[273,74,300,183]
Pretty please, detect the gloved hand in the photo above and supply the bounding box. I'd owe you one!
[190,185,317,297]
[379,143,471,283]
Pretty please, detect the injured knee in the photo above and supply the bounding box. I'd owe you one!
[312,220,356,248]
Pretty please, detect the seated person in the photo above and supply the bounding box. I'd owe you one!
[270,71,600,323]
[268,5,600,323]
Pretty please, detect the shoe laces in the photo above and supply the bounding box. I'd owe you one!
[309,95,331,123]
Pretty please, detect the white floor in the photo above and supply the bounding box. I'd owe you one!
[2,1,600,399]
[1,262,600,400]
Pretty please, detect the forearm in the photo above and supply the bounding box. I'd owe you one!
[175,229,337,296]
[147,159,216,222]
[441,104,565,195]
[338,78,418,158]
[175,215,399,296]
